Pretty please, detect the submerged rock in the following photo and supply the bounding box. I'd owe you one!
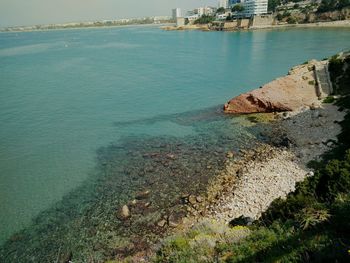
[226,151,235,158]
[121,205,130,219]
[135,190,150,200]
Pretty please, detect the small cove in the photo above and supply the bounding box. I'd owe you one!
[1,25,350,261]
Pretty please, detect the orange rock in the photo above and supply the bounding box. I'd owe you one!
[224,62,323,114]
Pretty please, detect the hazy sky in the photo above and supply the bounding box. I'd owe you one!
[0,0,217,27]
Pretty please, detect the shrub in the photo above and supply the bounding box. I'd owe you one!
[194,15,215,24]
[154,220,250,262]
[308,80,315,85]
[287,16,298,24]
[323,96,335,103]
[296,206,331,230]
[154,53,350,263]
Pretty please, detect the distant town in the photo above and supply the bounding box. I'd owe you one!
[1,0,349,32]
[0,16,173,32]
[173,0,269,25]
[170,0,350,31]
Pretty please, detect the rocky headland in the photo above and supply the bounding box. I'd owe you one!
[223,59,331,114]
[1,54,347,263]
[154,53,350,262]
[204,57,345,223]
[130,57,346,261]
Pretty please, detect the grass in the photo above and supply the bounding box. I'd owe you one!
[153,53,350,263]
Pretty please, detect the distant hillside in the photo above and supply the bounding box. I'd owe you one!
[270,0,350,24]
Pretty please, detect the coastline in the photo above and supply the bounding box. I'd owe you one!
[162,19,350,32]
[0,22,174,34]
[205,103,345,223]
[1,27,349,261]
[165,103,345,227]
[128,56,348,262]
[250,19,350,30]
[199,56,346,221]
[2,19,349,34]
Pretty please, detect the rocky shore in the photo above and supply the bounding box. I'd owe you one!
[1,55,346,262]
[162,19,350,32]
[223,59,330,114]
[190,56,345,229]
[139,99,346,263]
[155,57,345,240]
[124,58,347,261]
[204,103,345,224]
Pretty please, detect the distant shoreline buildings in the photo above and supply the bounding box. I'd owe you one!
[242,0,268,16]
[1,16,174,32]
[172,8,182,20]
[172,0,268,25]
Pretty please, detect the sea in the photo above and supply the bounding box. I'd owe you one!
[0,25,349,262]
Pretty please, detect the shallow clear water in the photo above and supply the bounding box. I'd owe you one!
[0,25,350,251]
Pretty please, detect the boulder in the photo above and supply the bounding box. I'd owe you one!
[120,205,130,219]
[229,216,254,227]
[135,190,150,200]
[157,219,167,227]
[224,63,321,114]
[168,213,183,227]
[188,195,197,205]
[226,151,235,158]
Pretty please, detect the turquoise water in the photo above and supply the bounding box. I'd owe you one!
[1,26,350,256]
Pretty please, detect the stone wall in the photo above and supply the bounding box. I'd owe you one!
[223,21,238,30]
[238,19,250,28]
[250,14,274,28]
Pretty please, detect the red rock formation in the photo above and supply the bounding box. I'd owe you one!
[224,61,325,114]
[224,93,293,114]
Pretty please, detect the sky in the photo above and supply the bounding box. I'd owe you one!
[0,0,218,27]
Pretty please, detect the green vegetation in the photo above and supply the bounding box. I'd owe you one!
[268,0,281,12]
[276,11,292,21]
[154,54,350,262]
[286,16,298,24]
[323,96,335,103]
[329,54,350,95]
[154,221,251,262]
[217,7,226,14]
[194,15,215,25]
[272,0,349,24]
[231,4,245,13]
[317,0,350,13]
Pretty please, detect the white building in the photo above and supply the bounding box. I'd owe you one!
[196,6,216,16]
[219,0,229,9]
[242,0,268,16]
[216,13,229,20]
[186,14,200,23]
[172,8,182,20]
